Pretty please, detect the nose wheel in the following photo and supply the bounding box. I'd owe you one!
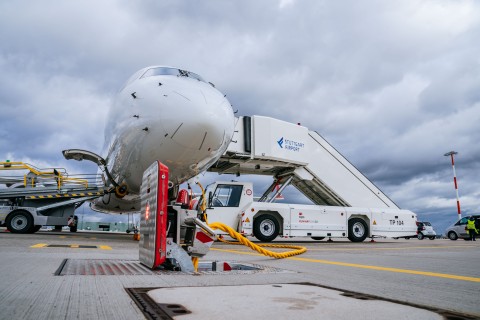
[114,184,128,198]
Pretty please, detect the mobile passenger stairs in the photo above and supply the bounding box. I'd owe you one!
[208,116,417,241]
[0,161,104,233]
[209,115,400,209]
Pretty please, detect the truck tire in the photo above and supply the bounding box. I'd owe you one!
[29,225,42,233]
[447,231,458,241]
[70,226,77,232]
[417,233,424,240]
[311,237,325,241]
[253,214,280,242]
[429,236,435,240]
[347,218,368,242]
[6,210,34,234]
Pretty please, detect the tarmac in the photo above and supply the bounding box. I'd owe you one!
[0,229,479,319]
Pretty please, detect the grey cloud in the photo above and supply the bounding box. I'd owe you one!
[0,0,479,232]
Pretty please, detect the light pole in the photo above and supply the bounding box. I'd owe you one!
[444,151,461,220]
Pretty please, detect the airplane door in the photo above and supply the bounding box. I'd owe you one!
[139,161,169,269]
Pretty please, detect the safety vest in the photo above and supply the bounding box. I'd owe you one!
[467,219,476,230]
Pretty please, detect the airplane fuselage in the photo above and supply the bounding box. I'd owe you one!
[91,66,235,213]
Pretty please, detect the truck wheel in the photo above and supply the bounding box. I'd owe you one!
[311,237,325,241]
[429,236,435,240]
[447,231,458,241]
[417,233,424,240]
[29,225,42,233]
[70,226,77,232]
[6,210,34,234]
[347,218,368,242]
[253,214,280,242]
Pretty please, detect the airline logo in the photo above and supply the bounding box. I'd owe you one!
[277,137,284,148]
[277,136,305,152]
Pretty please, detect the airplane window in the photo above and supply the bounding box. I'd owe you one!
[141,67,180,78]
[140,67,206,82]
[179,69,205,82]
[186,71,205,82]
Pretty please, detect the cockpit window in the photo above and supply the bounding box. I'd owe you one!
[184,71,204,82]
[141,67,180,78]
[140,67,206,82]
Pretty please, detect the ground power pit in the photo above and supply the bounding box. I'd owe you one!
[54,259,294,276]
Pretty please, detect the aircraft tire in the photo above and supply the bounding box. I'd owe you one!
[6,210,34,234]
[253,214,280,242]
[347,218,368,242]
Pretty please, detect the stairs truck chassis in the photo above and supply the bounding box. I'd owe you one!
[194,181,417,242]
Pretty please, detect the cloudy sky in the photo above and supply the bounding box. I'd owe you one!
[1,0,479,233]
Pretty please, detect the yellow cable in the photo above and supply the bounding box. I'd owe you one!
[189,182,307,272]
[191,256,199,272]
[209,222,307,259]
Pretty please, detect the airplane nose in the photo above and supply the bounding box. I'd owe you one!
[159,84,234,152]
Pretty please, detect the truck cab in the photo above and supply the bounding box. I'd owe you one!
[204,181,254,232]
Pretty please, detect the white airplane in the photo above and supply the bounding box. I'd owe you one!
[63,66,235,213]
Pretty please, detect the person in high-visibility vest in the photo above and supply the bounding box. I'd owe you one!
[466,217,477,241]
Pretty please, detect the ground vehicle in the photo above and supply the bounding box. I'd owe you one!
[0,161,103,233]
[416,221,436,240]
[445,215,480,240]
[176,181,417,242]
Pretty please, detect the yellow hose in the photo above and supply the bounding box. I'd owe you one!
[209,222,307,259]
[190,182,307,272]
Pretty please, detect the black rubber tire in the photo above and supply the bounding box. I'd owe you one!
[30,225,42,233]
[347,218,368,242]
[6,210,34,234]
[429,236,435,240]
[405,237,410,240]
[70,226,77,232]
[311,237,325,241]
[253,214,280,242]
[447,231,458,241]
[417,233,424,240]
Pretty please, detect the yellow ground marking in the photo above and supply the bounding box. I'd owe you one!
[214,244,476,252]
[209,248,480,283]
[59,236,66,239]
[30,243,48,248]
[306,245,477,251]
[30,243,112,250]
